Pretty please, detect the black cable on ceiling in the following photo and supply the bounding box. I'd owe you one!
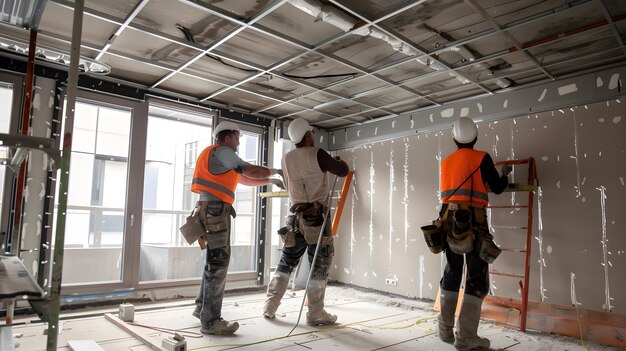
[175,24,358,80]
[176,24,257,73]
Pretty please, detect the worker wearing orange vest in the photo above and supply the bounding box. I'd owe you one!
[191,120,284,335]
[438,117,511,350]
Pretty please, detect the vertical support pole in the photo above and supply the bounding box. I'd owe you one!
[46,0,84,349]
[9,30,37,254]
[5,299,14,324]
[520,157,536,332]
[331,171,353,236]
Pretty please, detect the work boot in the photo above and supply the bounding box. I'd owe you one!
[192,305,201,319]
[263,272,289,319]
[438,289,458,343]
[306,282,337,325]
[200,318,239,335]
[454,294,490,350]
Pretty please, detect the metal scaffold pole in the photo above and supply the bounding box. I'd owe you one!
[46,0,84,349]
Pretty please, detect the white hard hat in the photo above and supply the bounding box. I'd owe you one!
[213,121,240,138]
[452,117,478,143]
[287,118,312,143]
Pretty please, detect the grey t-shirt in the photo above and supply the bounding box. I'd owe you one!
[199,145,249,201]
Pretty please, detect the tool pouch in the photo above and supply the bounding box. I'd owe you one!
[421,220,444,254]
[277,215,297,248]
[476,226,501,263]
[200,202,234,250]
[292,202,327,245]
[179,207,206,245]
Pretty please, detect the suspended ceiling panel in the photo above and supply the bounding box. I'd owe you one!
[101,54,171,85]
[200,0,275,19]
[81,0,139,19]
[326,75,389,97]
[134,1,239,46]
[320,35,407,70]
[111,29,196,67]
[211,88,279,112]
[1,0,625,129]
[157,73,223,99]
[256,4,345,46]
[184,55,254,85]
[377,60,436,81]
[39,2,118,48]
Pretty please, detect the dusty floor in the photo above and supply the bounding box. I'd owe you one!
[8,285,621,350]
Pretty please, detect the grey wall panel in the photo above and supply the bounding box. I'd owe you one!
[330,98,626,314]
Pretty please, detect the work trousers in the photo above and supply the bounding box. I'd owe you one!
[195,202,231,325]
[440,220,490,299]
[276,219,334,281]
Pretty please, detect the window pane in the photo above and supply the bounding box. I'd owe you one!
[56,100,131,285]
[269,139,294,269]
[72,103,97,153]
[139,106,212,282]
[230,130,260,273]
[95,106,131,157]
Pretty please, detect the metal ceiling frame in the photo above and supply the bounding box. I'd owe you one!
[327,63,626,150]
[257,0,598,117]
[42,0,626,127]
[94,0,150,61]
[317,46,626,127]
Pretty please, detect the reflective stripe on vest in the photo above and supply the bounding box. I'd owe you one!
[441,148,489,206]
[191,144,240,204]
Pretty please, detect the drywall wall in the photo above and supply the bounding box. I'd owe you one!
[330,98,626,314]
[21,76,56,285]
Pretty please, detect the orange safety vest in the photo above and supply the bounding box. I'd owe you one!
[191,144,241,204]
[441,148,489,207]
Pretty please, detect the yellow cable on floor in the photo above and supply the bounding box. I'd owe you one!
[188,316,438,350]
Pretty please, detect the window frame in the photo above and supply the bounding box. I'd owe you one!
[0,72,24,254]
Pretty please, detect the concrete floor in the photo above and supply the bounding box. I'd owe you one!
[9,285,621,350]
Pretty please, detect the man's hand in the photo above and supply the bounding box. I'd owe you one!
[268,178,285,190]
[501,164,512,177]
[269,168,283,177]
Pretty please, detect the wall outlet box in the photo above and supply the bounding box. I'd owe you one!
[119,304,135,322]
[162,337,187,351]
[385,278,398,286]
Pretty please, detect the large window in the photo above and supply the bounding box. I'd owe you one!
[138,105,265,281]
[57,100,132,284]
[139,105,212,282]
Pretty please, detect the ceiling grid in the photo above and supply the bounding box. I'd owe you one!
[1,0,624,128]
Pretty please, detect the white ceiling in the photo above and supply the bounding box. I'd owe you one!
[1,0,626,129]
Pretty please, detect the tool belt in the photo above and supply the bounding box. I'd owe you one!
[179,201,235,250]
[290,202,330,245]
[441,203,500,262]
[443,203,479,254]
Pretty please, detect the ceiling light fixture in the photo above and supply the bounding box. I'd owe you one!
[0,35,111,74]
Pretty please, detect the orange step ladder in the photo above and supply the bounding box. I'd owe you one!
[485,157,538,332]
